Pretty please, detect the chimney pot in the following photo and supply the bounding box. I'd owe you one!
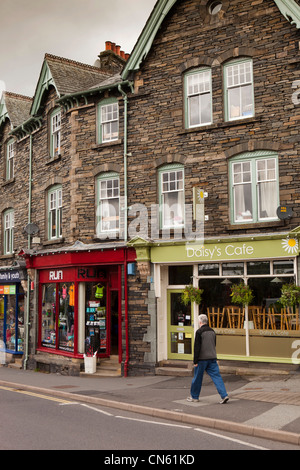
[116,45,121,55]
[105,41,112,51]
[125,53,130,61]
[111,42,116,52]
[120,50,125,59]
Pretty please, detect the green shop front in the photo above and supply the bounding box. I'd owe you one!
[150,232,300,367]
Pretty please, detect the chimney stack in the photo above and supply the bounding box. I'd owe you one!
[98,41,130,74]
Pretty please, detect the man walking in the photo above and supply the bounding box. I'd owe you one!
[187,314,229,404]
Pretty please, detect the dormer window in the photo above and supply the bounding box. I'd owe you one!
[50,109,61,158]
[6,139,15,180]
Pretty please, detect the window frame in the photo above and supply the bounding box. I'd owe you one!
[224,58,254,122]
[98,99,119,144]
[48,185,62,240]
[96,172,120,235]
[159,164,185,230]
[3,209,14,254]
[6,139,15,180]
[229,151,279,225]
[184,67,213,129]
[50,108,61,158]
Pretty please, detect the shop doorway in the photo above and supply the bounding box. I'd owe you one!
[167,290,194,360]
[110,290,119,355]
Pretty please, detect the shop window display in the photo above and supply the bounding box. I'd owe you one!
[0,291,24,353]
[41,283,74,352]
[85,283,107,356]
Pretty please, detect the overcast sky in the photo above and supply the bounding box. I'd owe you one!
[0,0,157,98]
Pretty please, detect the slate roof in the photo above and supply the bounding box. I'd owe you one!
[2,92,32,128]
[44,54,112,96]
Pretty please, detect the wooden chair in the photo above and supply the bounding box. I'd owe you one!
[282,308,300,330]
[226,306,244,329]
[249,306,265,329]
[207,308,224,328]
[266,308,283,330]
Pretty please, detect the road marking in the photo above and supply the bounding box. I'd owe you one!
[0,385,73,404]
[115,415,192,428]
[80,403,113,416]
[116,414,269,450]
[194,427,268,450]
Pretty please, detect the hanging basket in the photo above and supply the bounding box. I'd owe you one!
[279,283,300,310]
[181,285,203,306]
[230,283,253,306]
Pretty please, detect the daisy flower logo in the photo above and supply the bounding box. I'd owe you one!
[281,237,298,254]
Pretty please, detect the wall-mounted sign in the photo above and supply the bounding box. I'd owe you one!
[277,206,293,220]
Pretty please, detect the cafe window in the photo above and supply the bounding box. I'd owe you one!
[197,260,298,332]
[169,265,193,285]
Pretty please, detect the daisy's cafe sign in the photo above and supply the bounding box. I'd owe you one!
[151,236,299,263]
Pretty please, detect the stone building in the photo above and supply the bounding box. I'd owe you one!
[122,0,300,372]
[0,0,300,376]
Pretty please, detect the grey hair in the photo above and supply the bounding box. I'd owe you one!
[199,314,208,325]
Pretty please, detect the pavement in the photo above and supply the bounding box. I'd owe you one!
[1,364,300,447]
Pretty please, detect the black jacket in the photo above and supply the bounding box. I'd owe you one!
[193,324,217,364]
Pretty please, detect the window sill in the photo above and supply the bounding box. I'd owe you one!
[179,116,261,135]
[42,238,65,246]
[2,177,15,187]
[91,139,122,150]
[0,253,14,260]
[227,220,284,231]
[46,155,61,165]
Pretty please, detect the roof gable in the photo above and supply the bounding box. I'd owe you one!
[122,0,300,80]
[0,92,32,129]
[31,54,112,116]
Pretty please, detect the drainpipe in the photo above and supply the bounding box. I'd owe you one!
[118,83,129,243]
[24,133,33,370]
[124,251,129,377]
[118,83,132,376]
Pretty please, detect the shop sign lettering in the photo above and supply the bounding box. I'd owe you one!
[49,270,63,281]
[186,243,254,260]
[77,268,106,280]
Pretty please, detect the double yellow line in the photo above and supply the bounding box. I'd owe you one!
[0,385,74,404]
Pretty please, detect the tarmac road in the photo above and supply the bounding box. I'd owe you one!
[0,365,300,448]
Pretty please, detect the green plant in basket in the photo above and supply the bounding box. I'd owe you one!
[279,283,300,309]
[181,285,203,305]
[230,283,253,306]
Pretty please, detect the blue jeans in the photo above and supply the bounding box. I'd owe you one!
[190,359,228,400]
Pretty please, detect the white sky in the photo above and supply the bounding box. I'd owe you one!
[0,0,157,97]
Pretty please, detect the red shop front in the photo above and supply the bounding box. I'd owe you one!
[22,246,136,374]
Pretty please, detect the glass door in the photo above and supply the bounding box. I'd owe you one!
[167,290,194,360]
